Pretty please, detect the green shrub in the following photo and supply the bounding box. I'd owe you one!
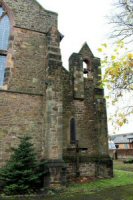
[0,136,44,195]
[123,159,133,164]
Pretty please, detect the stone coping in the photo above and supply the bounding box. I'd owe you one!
[63,155,112,164]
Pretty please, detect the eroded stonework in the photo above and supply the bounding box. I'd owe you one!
[0,0,113,187]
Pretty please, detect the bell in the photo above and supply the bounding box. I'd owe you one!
[83,68,88,74]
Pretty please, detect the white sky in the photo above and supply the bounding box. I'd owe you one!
[37,0,132,135]
[37,0,113,68]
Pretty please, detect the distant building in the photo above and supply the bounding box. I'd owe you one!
[110,133,133,149]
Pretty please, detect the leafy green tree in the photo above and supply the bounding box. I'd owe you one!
[0,136,44,195]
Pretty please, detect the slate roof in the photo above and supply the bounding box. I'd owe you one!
[110,133,133,144]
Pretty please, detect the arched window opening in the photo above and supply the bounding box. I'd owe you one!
[0,6,10,86]
[83,62,88,78]
[70,118,76,144]
[83,59,93,79]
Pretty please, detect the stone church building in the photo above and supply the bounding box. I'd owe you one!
[0,0,112,187]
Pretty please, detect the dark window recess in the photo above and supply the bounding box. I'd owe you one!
[0,6,10,86]
[95,88,104,96]
[70,118,76,144]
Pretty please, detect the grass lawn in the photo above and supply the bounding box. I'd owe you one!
[114,160,133,171]
[44,161,133,200]
[1,160,133,200]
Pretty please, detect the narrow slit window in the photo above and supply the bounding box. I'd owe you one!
[0,6,10,86]
[70,118,76,144]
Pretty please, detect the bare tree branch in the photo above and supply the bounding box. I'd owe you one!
[108,0,133,43]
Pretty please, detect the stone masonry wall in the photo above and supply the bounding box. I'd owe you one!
[62,52,99,154]
[2,0,57,33]
[95,97,109,155]
[62,69,100,156]
[45,26,63,161]
[0,91,44,167]
[65,158,113,180]
[62,44,110,159]
[69,53,84,99]
[62,67,74,148]
[74,99,99,155]
[0,0,50,168]
[0,0,62,168]
[8,28,46,94]
[0,0,113,183]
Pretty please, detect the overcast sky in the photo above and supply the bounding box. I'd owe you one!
[36,0,132,135]
[37,0,113,68]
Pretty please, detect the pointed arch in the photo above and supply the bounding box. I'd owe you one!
[0,7,10,50]
[0,2,13,87]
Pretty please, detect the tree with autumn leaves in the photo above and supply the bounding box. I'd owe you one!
[97,0,133,129]
[98,41,133,128]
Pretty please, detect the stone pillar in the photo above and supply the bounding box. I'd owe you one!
[45,77,63,160]
[69,53,84,99]
[44,26,66,188]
